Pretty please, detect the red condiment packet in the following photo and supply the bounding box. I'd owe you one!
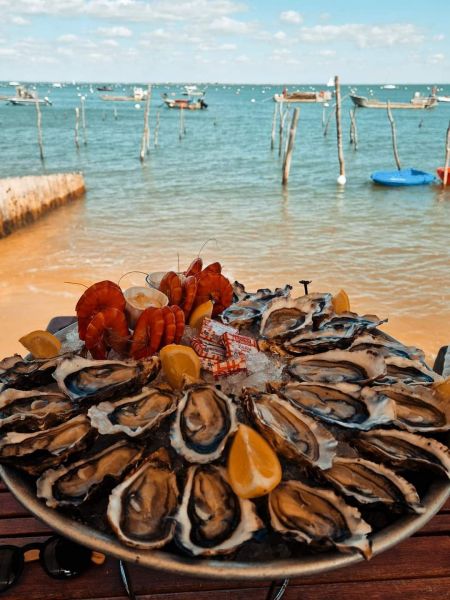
[200,357,219,372]
[223,332,258,358]
[212,356,247,379]
[191,337,226,361]
[200,318,237,345]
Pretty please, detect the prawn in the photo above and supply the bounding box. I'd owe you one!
[161,306,176,346]
[193,272,233,317]
[169,305,185,343]
[84,307,129,360]
[131,307,165,359]
[184,257,203,277]
[76,280,126,341]
[180,275,198,320]
[159,271,183,306]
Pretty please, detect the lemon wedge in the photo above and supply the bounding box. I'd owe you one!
[332,289,350,314]
[159,344,201,390]
[188,300,214,330]
[227,424,282,499]
[19,330,62,359]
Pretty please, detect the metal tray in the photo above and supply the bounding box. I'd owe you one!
[1,463,449,581]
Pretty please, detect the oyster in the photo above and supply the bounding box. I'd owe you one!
[268,480,372,558]
[53,356,160,403]
[353,429,450,479]
[0,354,60,390]
[350,332,425,361]
[372,383,450,433]
[380,356,441,386]
[287,349,386,385]
[88,386,178,437]
[37,440,143,507]
[282,313,386,356]
[323,456,424,513]
[170,384,237,463]
[108,448,179,549]
[176,464,263,556]
[269,381,395,430]
[222,284,293,329]
[244,390,337,469]
[0,388,75,433]
[0,414,94,475]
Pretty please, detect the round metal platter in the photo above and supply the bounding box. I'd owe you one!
[1,463,449,581]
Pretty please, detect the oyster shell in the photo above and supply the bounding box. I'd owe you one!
[269,381,395,430]
[37,440,143,507]
[170,384,237,463]
[323,456,424,513]
[88,385,178,437]
[372,383,450,433]
[350,332,425,361]
[222,283,293,328]
[287,349,386,385]
[244,390,337,469]
[0,388,75,433]
[0,414,94,475]
[0,354,60,390]
[268,480,372,558]
[380,356,442,386]
[108,448,179,550]
[53,356,160,403]
[176,464,263,556]
[353,429,450,479]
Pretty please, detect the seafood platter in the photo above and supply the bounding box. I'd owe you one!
[0,257,449,580]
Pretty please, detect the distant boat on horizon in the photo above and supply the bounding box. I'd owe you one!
[350,94,437,110]
[382,84,397,89]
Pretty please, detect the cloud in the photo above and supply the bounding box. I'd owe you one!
[235,53,249,62]
[298,23,424,48]
[97,26,132,38]
[274,30,286,41]
[433,33,445,41]
[209,16,255,34]
[280,11,303,25]
[429,53,445,64]
[318,49,336,57]
[10,15,29,25]
[57,34,78,43]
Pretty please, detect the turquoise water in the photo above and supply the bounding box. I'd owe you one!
[0,82,449,359]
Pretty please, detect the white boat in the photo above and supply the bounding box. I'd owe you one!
[437,95,450,103]
[8,81,20,86]
[274,89,332,103]
[8,86,52,106]
[52,82,62,88]
[183,85,206,97]
[382,84,397,89]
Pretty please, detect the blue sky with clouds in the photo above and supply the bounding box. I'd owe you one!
[0,0,448,83]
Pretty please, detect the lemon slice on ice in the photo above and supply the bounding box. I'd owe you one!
[19,330,62,358]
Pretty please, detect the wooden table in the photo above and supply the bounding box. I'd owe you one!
[1,321,449,599]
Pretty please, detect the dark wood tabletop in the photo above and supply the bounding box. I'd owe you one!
[1,319,449,599]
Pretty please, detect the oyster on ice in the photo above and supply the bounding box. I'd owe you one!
[0,388,75,433]
[269,381,395,430]
[88,385,178,437]
[353,429,450,479]
[176,464,263,556]
[0,355,61,390]
[244,389,337,469]
[54,356,160,403]
[108,448,179,549]
[287,349,386,385]
[268,480,372,558]
[37,440,143,507]
[221,283,293,328]
[380,356,441,386]
[0,414,94,475]
[350,332,425,361]
[323,456,424,513]
[170,384,237,463]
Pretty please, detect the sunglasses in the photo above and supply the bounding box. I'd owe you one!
[0,535,100,594]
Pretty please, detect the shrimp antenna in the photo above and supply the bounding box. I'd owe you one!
[117,271,149,287]
[64,281,89,289]
[177,253,180,273]
[197,238,218,257]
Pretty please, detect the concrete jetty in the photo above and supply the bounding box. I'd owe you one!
[0,172,85,238]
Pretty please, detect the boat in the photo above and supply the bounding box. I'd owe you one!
[350,94,437,110]
[101,87,148,102]
[436,96,450,103]
[382,84,397,89]
[8,86,52,106]
[182,85,206,97]
[97,85,113,92]
[371,168,435,186]
[162,94,207,110]
[436,167,450,184]
[274,89,332,103]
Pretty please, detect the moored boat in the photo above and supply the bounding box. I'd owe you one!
[274,89,332,103]
[8,86,51,106]
[162,95,207,110]
[436,167,450,184]
[436,96,450,103]
[371,169,435,186]
[350,94,437,110]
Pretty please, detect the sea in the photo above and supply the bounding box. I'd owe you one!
[0,82,449,362]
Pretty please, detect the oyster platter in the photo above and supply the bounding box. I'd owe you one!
[0,257,449,579]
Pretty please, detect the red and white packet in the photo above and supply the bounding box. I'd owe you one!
[223,332,258,358]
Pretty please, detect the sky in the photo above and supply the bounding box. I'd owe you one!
[0,0,448,83]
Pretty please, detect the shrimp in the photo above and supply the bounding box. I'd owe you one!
[180,275,198,320]
[131,307,165,359]
[170,305,185,343]
[76,280,126,341]
[184,257,203,277]
[159,272,183,306]
[161,306,176,346]
[84,307,129,360]
[194,272,233,317]
[201,262,222,275]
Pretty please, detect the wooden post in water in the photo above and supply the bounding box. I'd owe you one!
[279,103,289,157]
[80,96,87,145]
[282,107,300,186]
[270,102,277,150]
[443,121,450,186]
[387,100,401,170]
[179,108,185,140]
[323,105,336,137]
[140,85,151,162]
[349,107,358,150]
[335,76,346,184]
[349,109,354,145]
[74,107,80,149]
[154,109,161,147]
[35,99,44,161]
